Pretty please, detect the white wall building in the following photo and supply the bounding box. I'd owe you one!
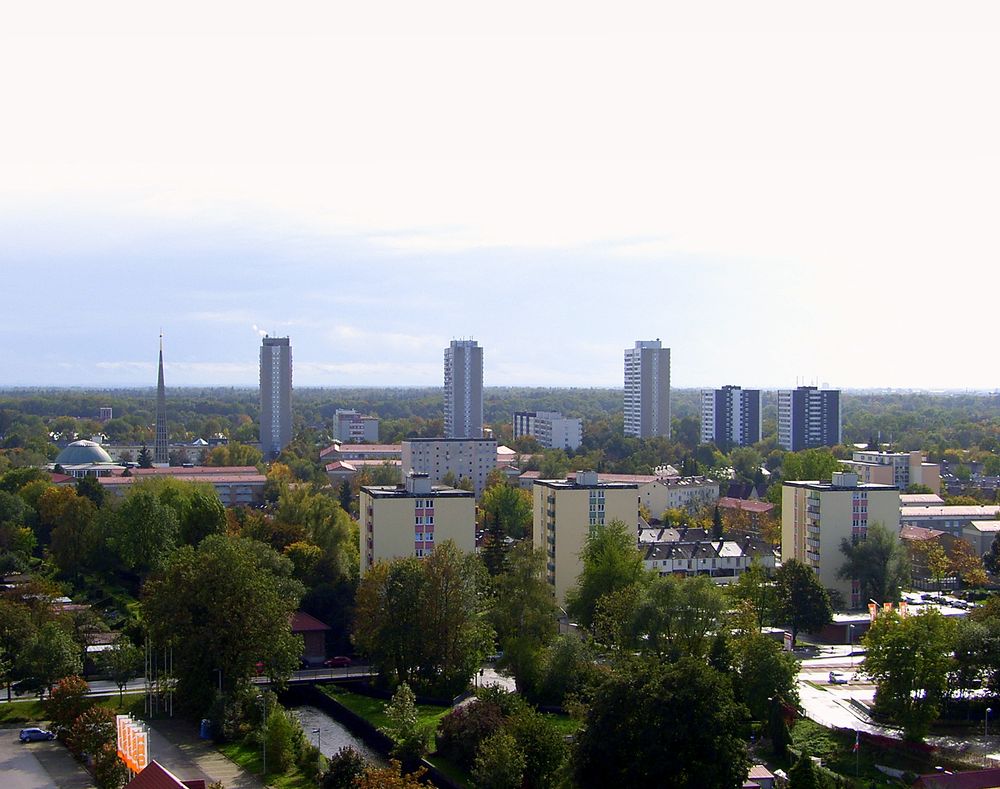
[444,340,484,439]
[333,409,379,443]
[512,411,583,450]
[401,437,497,497]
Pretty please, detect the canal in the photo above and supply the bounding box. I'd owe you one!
[293,704,386,766]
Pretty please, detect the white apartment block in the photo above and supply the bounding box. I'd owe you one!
[782,472,900,608]
[360,472,476,574]
[532,471,640,604]
[401,437,497,497]
[512,411,583,451]
[444,340,484,439]
[624,340,671,439]
[333,409,379,443]
[842,450,941,495]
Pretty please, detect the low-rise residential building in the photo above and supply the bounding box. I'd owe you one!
[532,471,639,605]
[360,471,476,575]
[98,466,267,507]
[842,450,941,494]
[899,505,1000,537]
[401,437,497,497]
[899,493,945,507]
[333,409,380,443]
[639,525,776,583]
[899,525,960,586]
[782,472,900,608]
[320,442,402,462]
[962,520,1000,558]
[512,411,583,450]
[519,471,718,517]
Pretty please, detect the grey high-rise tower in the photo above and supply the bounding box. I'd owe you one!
[444,340,483,439]
[154,334,168,465]
[260,336,293,460]
[777,386,841,451]
[624,339,671,439]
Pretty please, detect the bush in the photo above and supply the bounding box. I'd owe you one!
[297,740,323,781]
[322,747,368,789]
[506,706,567,789]
[436,700,506,770]
[45,675,91,735]
[382,683,431,766]
[68,705,117,760]
[472,731,525,789]
[93,741,130,789]
[264,707,297,773]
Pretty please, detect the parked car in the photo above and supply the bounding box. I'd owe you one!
[19,728,55,743]
[324,656,351,668]
[828,671,848,685]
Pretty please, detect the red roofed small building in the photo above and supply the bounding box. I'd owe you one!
[126,760,205,789]
[912,767,1000,788]
[291,611,331,666]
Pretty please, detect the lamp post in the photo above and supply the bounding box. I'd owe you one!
[256,694,267,775]
[848,624,855,667]
[312,727,322,755]
[986,707,993,739]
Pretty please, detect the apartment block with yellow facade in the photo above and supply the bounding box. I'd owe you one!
[782,472,900,608]
[360,471,476,575]
[532,471,640,605]
[841,450,941,495]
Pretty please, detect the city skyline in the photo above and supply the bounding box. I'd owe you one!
[3,3,1000,391]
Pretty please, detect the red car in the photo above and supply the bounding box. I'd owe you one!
[324,656,351,668]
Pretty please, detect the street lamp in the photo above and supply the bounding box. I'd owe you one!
[848,625,856,670]
[312,727,322,755]
[986,708,993,739]
[256,695,267,775]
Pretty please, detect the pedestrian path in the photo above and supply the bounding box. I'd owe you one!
[146,719,263,789]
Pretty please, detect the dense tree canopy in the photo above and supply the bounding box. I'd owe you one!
[774,560,833,645]
[566,519,649,629]
[838,522,909,605]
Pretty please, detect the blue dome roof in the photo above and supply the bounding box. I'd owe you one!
[55,440,114,466]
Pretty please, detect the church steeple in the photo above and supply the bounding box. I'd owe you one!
[154,333,168,465]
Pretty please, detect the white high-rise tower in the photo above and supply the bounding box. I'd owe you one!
[444,340,483,439]
[624,339,671,439]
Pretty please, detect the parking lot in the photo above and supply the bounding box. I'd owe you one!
[0,728,94,789]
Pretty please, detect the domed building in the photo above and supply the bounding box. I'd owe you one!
[51,440,124,478]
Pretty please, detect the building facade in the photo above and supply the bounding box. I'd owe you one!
[700,385,761,447]
[444,340,483,439]
[782,472,900,607]
[899,504,1000,537]
[624,339,671,439]
[639,526,776,584]
[777,386,841,451]
[842,450,941,494]
[360,472,476,574]
[401,437,497,497]
[512,411,583,450]
[333,409,379,443]
[532,471,639,604]
[260,337,293,460]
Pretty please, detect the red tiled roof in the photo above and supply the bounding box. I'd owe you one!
[900,525,946,541]
[913,767,1000,788]
[717,497,775,514]
[133,466,259,475]
[290,611,330,632]
[321,443,401,458]
[49,473,76,484]
[126,761,199,789]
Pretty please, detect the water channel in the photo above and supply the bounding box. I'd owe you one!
[293,704,386,766]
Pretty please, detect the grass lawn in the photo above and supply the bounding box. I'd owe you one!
[318,685,451,751]
[218,739,315,789]
[789,717,968,786]
[544,713,582,736]
[0,692,144,725]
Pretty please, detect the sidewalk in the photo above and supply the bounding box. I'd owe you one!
[146,719,264,789]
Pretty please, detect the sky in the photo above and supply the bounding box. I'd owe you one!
[2,2,999,390]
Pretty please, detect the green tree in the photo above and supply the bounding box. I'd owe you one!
[782,449,842,482]
[45,674,91,734]
[491,543,558,692]
[774,560,833,646]
[382,682,430,765]
[572,657,750,789]
[264,706,297,773]
[626,574,727,660]
[862,608,957,741]
[142,535,304,714]
[0,599,35,700]
[19,622,82,696]
[101,636,142,706]
[110,488,180,575]
[730,630,799,721]
[984,534,1000,576]
[137,445,153,468]
[566,519,649,629]
[472,731,525,789]
[729,560,776,631]
[75,476,107,508]
[479,483,532,540]
[788,750,822,789]
[838,522,909,605]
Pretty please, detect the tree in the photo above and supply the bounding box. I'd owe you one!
[436,699,506,772]
[479,484,532,540]
[142,534,304,714]
[774,560,833,646]
[137,444,153,469]
[472,731,525,789]
[768,695,792,759]
[264,706,297,773]
[491,543,558,692]
[337,480,352,514]
[68,704,117,759]
[382,683,430,766]
[911,538,952,586]
[712,505,723,539]
[729,560,775,631]
[984,534,1000,576]
[19,622,82,696]
[949,538,988,587]
[0,599,34,700]
[45,675,91,734]
[101,636,142,706]
[838,522,909,605]
[862,608,957,741]
[566,519,649,628]
[356,760,426,789]
[730,630,799,721]
[624,574,727,660]
[321,747,368,789]
[572,657,750,789]
[788,751,822,789]
[781,449,842,482]
[110,488,180,575]
[75,476,107,509]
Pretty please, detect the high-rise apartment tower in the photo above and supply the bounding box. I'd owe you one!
[777,386,841,451]
[444,340,483,439]
[260,337,293,460]
[700,386,762,448]
[624,339,671,439]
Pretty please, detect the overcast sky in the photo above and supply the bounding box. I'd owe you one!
[2,2,998,390]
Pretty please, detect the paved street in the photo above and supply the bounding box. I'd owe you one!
[0,728,94,789]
